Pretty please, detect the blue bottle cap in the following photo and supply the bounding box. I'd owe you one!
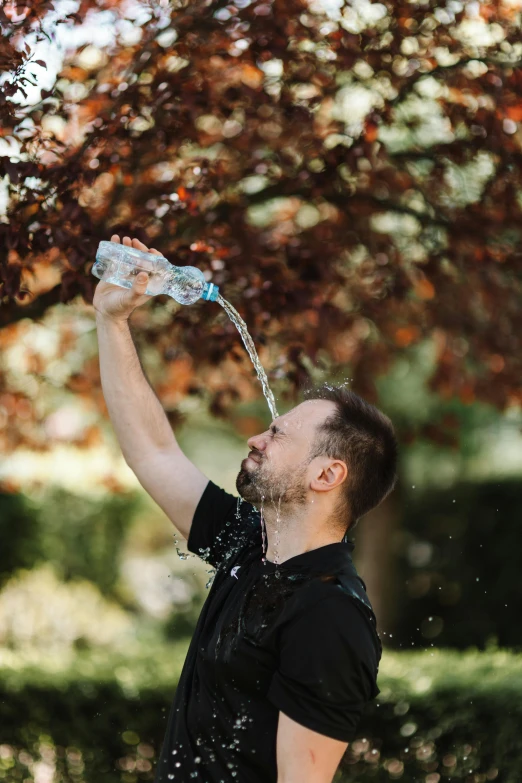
[202,282,219,302]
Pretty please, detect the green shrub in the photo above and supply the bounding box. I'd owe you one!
[395,478,522,651]
[0,488,143,597]
[0,645,517,782]
[0,493,41,583]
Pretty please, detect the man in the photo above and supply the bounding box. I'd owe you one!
[94,235,399,783]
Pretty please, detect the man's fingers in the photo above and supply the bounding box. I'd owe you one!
[131,238,149,252]
[109,235,161,263]
[133,270,149,288]
[132,239,163,257]
[109,235,160,253]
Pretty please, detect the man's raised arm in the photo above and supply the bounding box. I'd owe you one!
[94,236,209,540]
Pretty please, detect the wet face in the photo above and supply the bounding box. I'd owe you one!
[236,400,337,508]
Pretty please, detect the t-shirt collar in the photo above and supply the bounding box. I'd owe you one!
[262,539,355,574]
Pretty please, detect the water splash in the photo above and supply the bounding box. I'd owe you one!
[217,294,278,420]
[274,496,283,577]
[272,495,282,566]
[173,531,192,561]
[261,491,283,574]
[260,495,267,563]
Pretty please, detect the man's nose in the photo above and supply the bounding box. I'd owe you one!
[247,432,266,452]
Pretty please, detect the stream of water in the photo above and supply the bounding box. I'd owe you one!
[217,294,278,421]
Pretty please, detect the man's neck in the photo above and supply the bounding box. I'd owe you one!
[261,499,343,564]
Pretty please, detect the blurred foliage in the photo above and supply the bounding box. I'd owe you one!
[162,594,207,642]
[1,0,522,459]
[3,459,522,651]
[0,643,185,783]
[0,486,142,596]
[0,645,515,781]
[0,565,135,651]
[0,484,214,649]
[376,340,522,470]
[4,471,522,652]
[393,477,522,652]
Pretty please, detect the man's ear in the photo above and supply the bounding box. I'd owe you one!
[310,459,347,493]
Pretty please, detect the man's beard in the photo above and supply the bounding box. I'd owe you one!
[236,456,309,508]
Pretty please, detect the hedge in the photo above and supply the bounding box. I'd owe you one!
[394,478,522,651]
[0,488,142,597]
[0,644,519,782]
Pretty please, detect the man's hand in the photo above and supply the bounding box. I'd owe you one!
[276,711,348,783]
[93,235,161,323]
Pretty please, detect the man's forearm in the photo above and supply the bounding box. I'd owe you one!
[95,313,177,465]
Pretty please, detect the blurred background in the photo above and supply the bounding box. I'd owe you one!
[1,0,522,781]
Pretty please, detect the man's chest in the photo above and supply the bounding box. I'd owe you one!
[195,561,309,696]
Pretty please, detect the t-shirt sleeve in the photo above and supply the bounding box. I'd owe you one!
[267,590,380,742]
[187,480,261,569]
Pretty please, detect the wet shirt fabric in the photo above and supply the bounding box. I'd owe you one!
[154,481,382,783]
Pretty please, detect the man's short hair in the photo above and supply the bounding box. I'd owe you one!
[303,384,398,532]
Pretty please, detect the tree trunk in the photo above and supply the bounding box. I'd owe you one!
[353,487,401,645]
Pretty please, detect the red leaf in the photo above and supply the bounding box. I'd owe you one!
[364,121,378,142]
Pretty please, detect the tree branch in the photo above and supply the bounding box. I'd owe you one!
[0,283,63,329]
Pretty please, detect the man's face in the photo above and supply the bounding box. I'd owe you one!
[236,399,337,508]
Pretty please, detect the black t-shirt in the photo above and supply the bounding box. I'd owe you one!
[154,481,381,783]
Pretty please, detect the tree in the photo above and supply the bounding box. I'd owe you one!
[2,0,521,428]
[1,0,521,637]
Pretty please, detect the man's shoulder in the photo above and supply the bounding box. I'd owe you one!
[276,575,357,622]
[282,575,381,654]
[288,575,366,614]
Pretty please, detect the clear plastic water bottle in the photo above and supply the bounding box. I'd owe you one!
[91,241,219,305]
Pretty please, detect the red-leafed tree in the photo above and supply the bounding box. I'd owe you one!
[1,0,521,634]
[2,0,522,424]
